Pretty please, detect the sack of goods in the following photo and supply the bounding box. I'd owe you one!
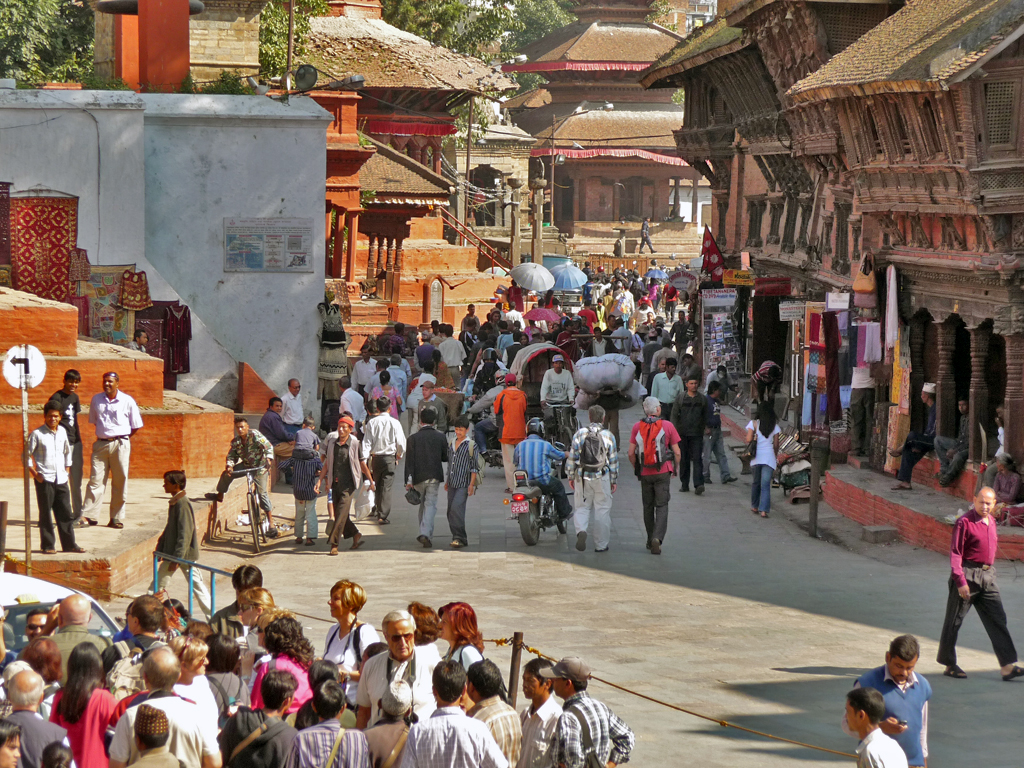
[618,379,645,409]
[574,354,635,394]
[574,389,599,411]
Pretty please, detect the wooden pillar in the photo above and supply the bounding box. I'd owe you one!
[612,181,620,222]
[384,236,395,301]
[345,212,359,282]
[573,176,582,222]
[330,207,344,279]
[365,233,376,281]
[393,239,404,302]
[1004,334,1024,463]
[935,319,958,439]
[651,178,660,221]
[968,323,991,463]
[376,237,387,275]
[139,0,191,92]
[691,178,699,224]
[672,176,682,218]
[909,318,927,432]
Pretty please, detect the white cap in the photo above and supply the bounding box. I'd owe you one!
[922,383,936,394]
[381,679,413,716]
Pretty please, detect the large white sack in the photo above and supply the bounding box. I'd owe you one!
[574,389,598,410]
[574,354,634,393]
[619,379,644,408]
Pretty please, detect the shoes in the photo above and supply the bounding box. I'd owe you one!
[417,535,432,548]
[41,548,56,555]
[650,539,661,555]
[943,665,968,679]
[107,521,124,530]
[450,540,466,549]
[1003,666,1024,681]
[704,478,712,484]
[576,531,587,551]
[723,476,737,484]
[329,547,339,556]
[595,547,609,552]
[378,517,390,525]
[695,485,705,496]
[204,492,224,502]
[679,486,689,492]
[646,539,651,550]
[305,538,316,546]
[68,545,86,554]
[295,537,303,544]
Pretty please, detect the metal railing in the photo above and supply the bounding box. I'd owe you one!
[439,207,512,273]
[152,553,233,618]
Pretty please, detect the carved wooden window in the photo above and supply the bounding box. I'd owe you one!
[815,3,889,55]
[833,203,850,274]
[920,97,943,158]
[866,111,884,160]
[890,102,912,158]
[984,80,1018,150]
[712,89,729,125]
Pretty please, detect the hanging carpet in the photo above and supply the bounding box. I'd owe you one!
[10,196,77,302]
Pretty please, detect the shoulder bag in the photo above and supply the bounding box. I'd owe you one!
[738,421,759,462]
[321,727,346,768]
[566,705,604,768]
[852,253,877,308]
[380,726,410,768]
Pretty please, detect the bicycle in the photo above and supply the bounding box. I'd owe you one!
[231,466,267,553]
[551,404,579,450]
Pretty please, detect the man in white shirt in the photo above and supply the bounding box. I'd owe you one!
[27,401,83,553]
[516,659,560,768]
[850,365,875,457]
[109,647,222,768]
[610,317,633,356]
[339,375,366,427]
[438,324,467,371]
[82,372,144,529]
[280,379,304,438]
[357,610,438,729]
[845,688,908,768]
[362,397,407,523]
[353,347,378,395]
[400,659,508,768]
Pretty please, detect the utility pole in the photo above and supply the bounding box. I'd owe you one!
[529,176,546,263]
[508,177,523,264]
[285,0,295,90]
[549,113,556,226]
[464,97,474,241]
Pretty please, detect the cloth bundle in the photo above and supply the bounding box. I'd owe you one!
[573,354,635,394]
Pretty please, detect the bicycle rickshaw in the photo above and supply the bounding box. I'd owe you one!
[510,342,578,447]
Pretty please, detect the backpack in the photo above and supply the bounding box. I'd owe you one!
[637,419,668,468]
[580,426,609,474]
[106,641,148,701]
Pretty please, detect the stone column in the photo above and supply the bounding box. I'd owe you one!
[968,323,991,463]
[909,318,926,432]
[1004,334,1024,463]
[330,207,345,279]
[935,319,958,439]
[611,181,620,222]
[691,178,699,224]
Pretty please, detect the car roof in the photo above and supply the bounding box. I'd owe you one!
[0,573,83,607]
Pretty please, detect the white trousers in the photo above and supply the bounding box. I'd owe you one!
[155,560,213,619]
[82,438,131,522]
[573,474,613,550]
[502,443,517,491]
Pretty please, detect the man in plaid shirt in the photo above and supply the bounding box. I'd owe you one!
[541,656,634,768]
[564,405,619,553]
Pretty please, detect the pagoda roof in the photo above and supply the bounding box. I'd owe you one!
[503,88,551,111]
[505,21,684,71]
[639,18,746,88]
[358,134,453,204]
[306,16,516,94]
[514,100,682,151]
[788,0,1024,103]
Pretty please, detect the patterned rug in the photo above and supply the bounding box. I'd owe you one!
[77,265,135,345]
[11,196,78,302]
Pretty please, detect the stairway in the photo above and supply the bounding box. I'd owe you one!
[0,288,232,479]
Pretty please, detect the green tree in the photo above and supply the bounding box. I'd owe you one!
[381,0,517,57]
[505,0,573,54]
[259,0,330,80]
[0,0,94,82]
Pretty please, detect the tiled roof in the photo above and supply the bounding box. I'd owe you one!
[789,0,1024,102]
[306,16,516,93]
[639,17,745,88]
[358,135,452,201]
[503,88,551,111]
[513,101,682,150]
[515,21,683,64]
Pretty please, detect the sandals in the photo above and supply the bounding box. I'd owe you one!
[1003,666,1024,681]
[351,533,364,550]
[329,547,339,557]
[944,665,968,679]
[759,511,769,518]
[891,483,912,491]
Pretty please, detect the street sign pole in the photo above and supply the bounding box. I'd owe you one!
[21,377,31,574]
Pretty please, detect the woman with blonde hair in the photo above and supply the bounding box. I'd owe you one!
[242,605,290,690]
[237,587,275,632]
[324,580,379,711]
[168,635,220,727]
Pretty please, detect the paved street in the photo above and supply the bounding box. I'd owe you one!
[119,403,1024,767]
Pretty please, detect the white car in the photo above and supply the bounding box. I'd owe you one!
[1,573,119,654]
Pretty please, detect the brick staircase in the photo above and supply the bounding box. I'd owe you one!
[0,288,232,479]
[568,220,704,261]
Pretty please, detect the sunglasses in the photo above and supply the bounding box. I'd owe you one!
[388,632,415,642]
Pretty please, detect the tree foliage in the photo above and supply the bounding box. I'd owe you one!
[259,0,330,79]
[381,0,517,58]
[0,0,94,82]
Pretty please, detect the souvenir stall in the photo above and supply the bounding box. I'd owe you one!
[699,288,743,381]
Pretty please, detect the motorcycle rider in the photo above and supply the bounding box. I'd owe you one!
[513,418,572,523]
[469,375,506,461]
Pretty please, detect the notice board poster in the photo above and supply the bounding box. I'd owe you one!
[700,288,742,378]
[224,217,314,272]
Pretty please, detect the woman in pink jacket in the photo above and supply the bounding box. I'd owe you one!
[249,615,315,714]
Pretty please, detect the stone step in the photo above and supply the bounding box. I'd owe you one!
[0,289,79,356]
[862,525,899,544]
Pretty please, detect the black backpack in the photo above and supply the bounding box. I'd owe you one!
[580,426,609,473]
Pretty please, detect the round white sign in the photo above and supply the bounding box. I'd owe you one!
[3,345,47,389]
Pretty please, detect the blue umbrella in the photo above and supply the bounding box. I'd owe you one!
[645,268,669,279]
[551,263,587,290]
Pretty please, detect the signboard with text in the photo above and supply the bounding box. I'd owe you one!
[669,269,699,293]
[723,269,754,287]
[778,301,806,322]
[224,217,314,272]
[700,288,737,307]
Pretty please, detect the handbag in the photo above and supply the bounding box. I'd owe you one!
[405,487,423,505]
[852,252,876,295]
[738,421,759,462]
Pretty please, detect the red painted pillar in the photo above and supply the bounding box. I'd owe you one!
[114,15,140,89]
[139,0,191,92]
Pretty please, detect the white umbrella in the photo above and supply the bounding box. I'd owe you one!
[510,262,555,292]
[484,266,509,276]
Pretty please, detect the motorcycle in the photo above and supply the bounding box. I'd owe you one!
[504,443,568,545]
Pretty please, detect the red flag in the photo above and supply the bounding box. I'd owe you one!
[700,225,725,282]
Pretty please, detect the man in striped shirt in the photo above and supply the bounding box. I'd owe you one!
[446,416,478,549]
[468,660,521,767]
[564,405,619,553]
[285,680,369,767]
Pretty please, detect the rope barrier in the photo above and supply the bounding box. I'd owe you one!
[485,636,857,759]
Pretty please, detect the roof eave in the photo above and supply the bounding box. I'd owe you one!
[640,37,748,89]
[947,20,1024,85]
[788,79,944,106]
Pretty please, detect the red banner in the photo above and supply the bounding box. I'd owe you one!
[700,225,724,282]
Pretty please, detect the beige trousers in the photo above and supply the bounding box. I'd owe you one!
[82,437,131,523]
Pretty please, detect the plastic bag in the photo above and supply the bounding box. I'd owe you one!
[574,354,635,394]
[354,480,374,521]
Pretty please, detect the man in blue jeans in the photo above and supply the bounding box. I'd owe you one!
[405,406,448,548]
[703,381,737,485]
[514,419,571,521]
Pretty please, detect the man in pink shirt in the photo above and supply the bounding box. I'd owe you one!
[628,397,681,556]
[937,486,1024,681]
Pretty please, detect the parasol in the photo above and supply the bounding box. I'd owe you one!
[551,263,587,290]
[523,307,561,323]
[645,268,669,279]
[510,262,555,292]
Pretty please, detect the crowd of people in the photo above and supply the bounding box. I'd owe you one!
[0,564,635,768]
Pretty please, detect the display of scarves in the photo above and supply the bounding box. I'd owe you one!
[808,312,825,350]
[807,351,823,393]
[10,196,77,303]
[823,311,842,422]
[885,265,898,350]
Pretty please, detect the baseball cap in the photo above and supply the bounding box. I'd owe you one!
[539,656,591,685]
[552,354,565,362]
[505,373,517,385]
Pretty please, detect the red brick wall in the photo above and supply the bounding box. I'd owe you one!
[0,293,78,356]
[237,362,277,413]
[0,356,166,408]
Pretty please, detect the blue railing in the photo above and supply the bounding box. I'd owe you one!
[152,553,234,618]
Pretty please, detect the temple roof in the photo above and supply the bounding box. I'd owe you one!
[503,88,551,111]
[789,0,1024,102]
[306,16,516,94]
[639,17,745,88]
[507,21,684,70]
[514,101,682,150]
[359,134,452,204]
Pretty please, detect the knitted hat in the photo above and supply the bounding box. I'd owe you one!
[135,705,169,738]
[381,679,413,717]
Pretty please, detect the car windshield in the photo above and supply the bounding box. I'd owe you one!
[3,600,118,653]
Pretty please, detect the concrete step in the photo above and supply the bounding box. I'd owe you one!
[862,525,899,544]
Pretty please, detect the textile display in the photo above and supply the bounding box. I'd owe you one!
[135,319,165,360]
[69,247,91,282]
[0,182,9,266]
[165,305,192,374]
[890,321,905,407]
[69,295,90,335]
[117,269,153,310]
[823,311,842,422]
[317,302,350,400]
[10,196,78,302]
[869,400,891,471]
[0,265,10,288]
[885,265,898,350]
[885,405,910,474]
[76,264,135,345]
[807,351,822,393]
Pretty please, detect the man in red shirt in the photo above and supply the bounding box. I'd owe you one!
[937,486,1024,681]
[663,283,679,320]
[577,301,598,333]
[493,373,528,492]
[506,280,525,313]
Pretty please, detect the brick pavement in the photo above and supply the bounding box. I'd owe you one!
[109,402,1024,767]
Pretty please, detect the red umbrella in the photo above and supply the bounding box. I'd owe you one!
[524,307,561,323]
